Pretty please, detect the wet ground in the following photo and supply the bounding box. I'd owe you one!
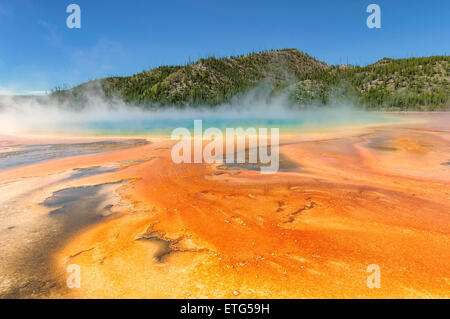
[0,114,449,299]
[0,160,131,298]
[0,139,148,170]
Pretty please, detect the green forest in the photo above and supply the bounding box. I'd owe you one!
[52,49,450,111]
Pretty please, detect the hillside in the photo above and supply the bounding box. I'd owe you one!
[52,49,450,110]
[297,56,450,110]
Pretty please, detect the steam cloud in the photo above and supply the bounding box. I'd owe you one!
[0,85,381,136]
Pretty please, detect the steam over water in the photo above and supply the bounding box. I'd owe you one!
[0,89,393,136]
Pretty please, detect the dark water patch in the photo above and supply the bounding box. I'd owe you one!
[136,225,185,263]
[216,151,300,173]
[0,139,148,170]
[136,237,173,263]
[282,202,317,224]
[42,182,124,232]
[365,134,398,152]
[136,225,209,263]
[369,146,398,151]
[119,159,147,165]
[67,166,120,181]
[0,181,126,298]
[218,163,262,171]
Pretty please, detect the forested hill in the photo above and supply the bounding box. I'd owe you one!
[52,49,450,111]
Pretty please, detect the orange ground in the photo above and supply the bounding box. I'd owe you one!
[0,115,449,298]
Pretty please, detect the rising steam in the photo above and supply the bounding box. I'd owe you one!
[0,85,384,136]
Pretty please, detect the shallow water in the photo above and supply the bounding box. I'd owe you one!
[0,140,147,170]
[46,111,395,136]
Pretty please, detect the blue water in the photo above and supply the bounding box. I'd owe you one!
[59,112,395,136]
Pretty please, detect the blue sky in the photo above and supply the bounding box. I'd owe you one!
[0,0,449,94]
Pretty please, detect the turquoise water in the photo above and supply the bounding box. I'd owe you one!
[57,112,395,136]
